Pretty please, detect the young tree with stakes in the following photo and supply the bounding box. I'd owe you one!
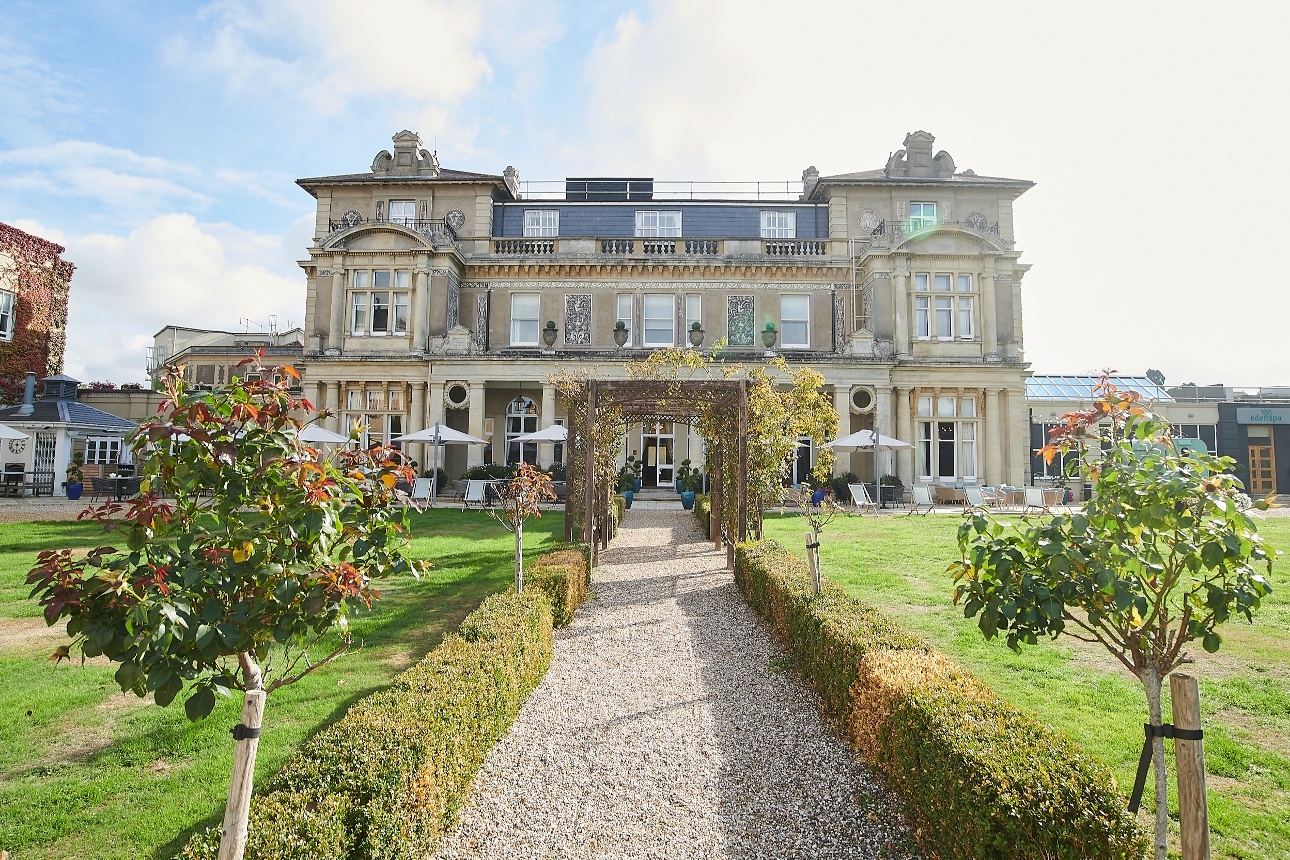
[488,461,558,593]
[782,482,845,595]
[26,356,428,860]
[949,377,1274,860]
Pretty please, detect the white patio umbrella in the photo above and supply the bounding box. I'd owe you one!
[824,427,912,507]
[509,424,568,443]
[391,423,489,507]
[0,422,29,440]
[299,424,352,444]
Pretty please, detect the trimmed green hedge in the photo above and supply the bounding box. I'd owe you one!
[179,589,555,860]
[611,493,626,528]
[734,540,1148,860]
[694,493,710,538]
[528,543,590,627]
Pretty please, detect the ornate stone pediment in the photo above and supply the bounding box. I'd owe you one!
[428,325,478,355]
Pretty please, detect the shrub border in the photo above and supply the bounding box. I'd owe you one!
[733,539,1148,860]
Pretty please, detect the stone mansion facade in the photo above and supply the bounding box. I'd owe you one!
[296,130,1034,488]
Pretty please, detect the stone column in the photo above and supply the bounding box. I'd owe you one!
[326,382,341,432]
[895,387,913,485]
[427,380,445,476]
[1007,387,1029,487]
[409,382,425,473]
[313,380,326,416]
[875,384,894,480]
[892,260,910,356]
[985,388,1003,486]
[328,271,346,350]
[539,383,556,467]
[412,266,430,352]
[833,384,850,477]
[980,269,999,357]
[467,382,486,468]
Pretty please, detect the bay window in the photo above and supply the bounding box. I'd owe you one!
[350,269,410,336]
[915,394,978,481]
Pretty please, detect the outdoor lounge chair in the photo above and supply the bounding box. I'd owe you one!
[411,477,431,502]
[907,483,935,516]
[964,485,1004,509]
[848,483,877,514]
[1023,486,1051,515]
[461,479,487,511]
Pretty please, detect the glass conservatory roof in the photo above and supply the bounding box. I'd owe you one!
[1026,375,1173,402]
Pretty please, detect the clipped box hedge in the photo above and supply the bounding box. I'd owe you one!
[179,588,555,860]
[734,540,1148,860]
[694,493,711,538]
[528,543,590,627]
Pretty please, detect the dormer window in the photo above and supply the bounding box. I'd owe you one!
[635,210,681,237]
[760,210,796,239]
[523,210,559,237]
[909,202,937,230]
[388,200,416,227]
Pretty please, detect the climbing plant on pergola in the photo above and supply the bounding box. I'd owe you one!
[553,350,836,566]
[555,374,750,566]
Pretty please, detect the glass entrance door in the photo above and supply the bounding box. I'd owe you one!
[642,422,675,487]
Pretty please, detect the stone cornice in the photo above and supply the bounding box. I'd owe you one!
[463,260,847,281]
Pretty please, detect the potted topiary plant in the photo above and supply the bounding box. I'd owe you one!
[65,451,84,501]
[679,464,702,510]
[675,458,693,494]
[616,467,634,508]
[626,454,643,492]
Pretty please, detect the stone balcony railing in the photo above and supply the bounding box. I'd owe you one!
[855,219,1015,251]
[488,236,832,258]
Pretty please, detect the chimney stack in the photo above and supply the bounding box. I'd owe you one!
[15,372,35,417]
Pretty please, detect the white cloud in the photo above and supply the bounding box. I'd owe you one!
[0,29,83,145]
[14,214,308,386]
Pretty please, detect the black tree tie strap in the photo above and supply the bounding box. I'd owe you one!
[231,724,262,741]
[806,541,820,550]
[1128,722,1204,813]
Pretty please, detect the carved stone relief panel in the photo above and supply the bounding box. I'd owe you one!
[475,293,489,345]
[965,211,988,231]
[565,294,591,345]
[857,209,881,232]
[446,281,459,329]
[834,293,848,350]
[728,295,754,346]
[444,208,466,231]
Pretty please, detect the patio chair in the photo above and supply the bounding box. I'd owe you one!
[1023,486,1051,515]
[964,485,992,509]
[848,483,877,514]
[907,483,936,516]
[461,479,487,511]
[90,476,113,502]
[1,464,23,498]
[411,477,431,502]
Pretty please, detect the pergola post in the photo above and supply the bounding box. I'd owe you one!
[584,380,597,566]
[738,378,749,543]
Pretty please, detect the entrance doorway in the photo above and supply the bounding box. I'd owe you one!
[1243,425,1274,495]
[641,421,675,488]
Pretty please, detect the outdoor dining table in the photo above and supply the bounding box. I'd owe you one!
[106,475,136,501]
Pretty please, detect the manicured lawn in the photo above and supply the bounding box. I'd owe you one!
[0,508,564,860]
[763,511,1290,860]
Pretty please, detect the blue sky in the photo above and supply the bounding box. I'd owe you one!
[2,0,1288,386]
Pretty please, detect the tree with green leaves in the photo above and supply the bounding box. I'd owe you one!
[488,461,558,593]
[949,377,1274,860]
[26,357,427,860]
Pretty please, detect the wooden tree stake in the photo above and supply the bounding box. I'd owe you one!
[217,690,266,860]
[1171,673,1211,860]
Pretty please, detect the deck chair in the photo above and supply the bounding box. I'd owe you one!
[964,484,992,509]
[1023,486,1051,515]
[411,477,431,502]
[461,479,487,511]
[848,483,877,514]
[907,483,935,516]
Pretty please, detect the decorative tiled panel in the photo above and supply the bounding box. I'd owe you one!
[446,279,459,329]
[834,292,847,351]
[565,294,591,345]
[475,293,488,344]
[728,295,754,346]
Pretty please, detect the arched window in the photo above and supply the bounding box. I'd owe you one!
[506,396,539,465]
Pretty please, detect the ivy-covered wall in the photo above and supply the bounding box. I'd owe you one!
[0,222,74,404]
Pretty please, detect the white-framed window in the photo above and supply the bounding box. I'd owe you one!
[506,396,539,465]
[685,293,702,332]
[523,210,559,237]
[388,200,416,227]
[779,294,809,348]
[553,418,566,465]
[510,292,540,346]
[0,290,14,342]
[616,294,634,346]
[760,210,796,238]
[915,394,979,481]
[643,294,675,347]
[913,272,975,340]
[1174,423,1218,454]
[341,384,408,449]
[349,269,411,336]
[909,202,937,230]
[84,437,122,465]
[635,210,682,237]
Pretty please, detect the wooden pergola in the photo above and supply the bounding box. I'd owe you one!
[563,378,750,567]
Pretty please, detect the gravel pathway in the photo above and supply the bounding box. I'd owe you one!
[431,509,918,860]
